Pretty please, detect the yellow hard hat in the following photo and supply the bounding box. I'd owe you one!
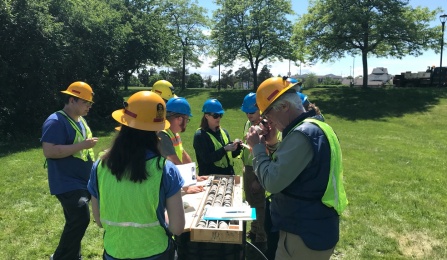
[151,80,176,101]
[256,77,297,114]
[61,81,94,103]
[112,91,170,131]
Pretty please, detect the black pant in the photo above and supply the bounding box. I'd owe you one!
[264,197,279,260]
[53,189,91,260]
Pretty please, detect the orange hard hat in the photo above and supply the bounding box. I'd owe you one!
[61,81,94,102]
[112,91,170,131]
[256,77,298,114]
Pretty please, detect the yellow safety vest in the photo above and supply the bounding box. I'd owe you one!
[58,110,95,161]
[205,128,233,168]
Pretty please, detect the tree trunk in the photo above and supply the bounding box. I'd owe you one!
[362,49,368,88]
[182,46,186,90]
[124,72,129,91]
[251,66,258,91]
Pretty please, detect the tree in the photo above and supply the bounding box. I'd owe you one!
[138,69,150,87]
[163,0,209,90]
[112,0,174,91]
[235,66,252,89]
[304,73,318,88]
[212,0,294,90]
[291,0,442,88]
[221,69,236,89]
[187,73,204,88]
[257,65,273,85]
[148,74,163,88]
[202,75,212,88]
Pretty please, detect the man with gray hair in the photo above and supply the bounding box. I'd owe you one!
[246,77,348,259]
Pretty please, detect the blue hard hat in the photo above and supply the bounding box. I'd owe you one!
[241,93,258,113]
[287,78,299,84]
[166,97,193,117]
[297,92,308,105]
[202,99,224,114]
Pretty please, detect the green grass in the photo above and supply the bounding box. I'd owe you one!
[1,87,447,259]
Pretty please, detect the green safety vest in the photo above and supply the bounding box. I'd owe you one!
[162,129,184,163]
[204,128,234,168]
[57,110,95,162]
[241,120,253,166]
[96,158,168,258]
[299,118,348,215]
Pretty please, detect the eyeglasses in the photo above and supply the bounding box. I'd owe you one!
[262,106,273,119]
[181,116,190,123]
[208,113,223,119]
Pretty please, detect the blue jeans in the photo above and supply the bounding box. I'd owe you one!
[53,189,91,260]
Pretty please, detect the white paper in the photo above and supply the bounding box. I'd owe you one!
[204,206,252,219]
[175,162,197,187]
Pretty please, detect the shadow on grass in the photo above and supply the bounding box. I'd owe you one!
[306,87,447,121]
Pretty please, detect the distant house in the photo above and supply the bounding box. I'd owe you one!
[353,67,392,87]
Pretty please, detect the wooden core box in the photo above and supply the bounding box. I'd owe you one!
[189,175,244,244]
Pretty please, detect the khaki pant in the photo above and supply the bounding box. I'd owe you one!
[275,231,334,260]
[243,165,266,242]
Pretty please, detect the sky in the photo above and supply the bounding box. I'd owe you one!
[188,0,446,80]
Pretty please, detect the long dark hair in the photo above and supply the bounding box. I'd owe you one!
[200,114,209,130]
[101,125,163,183]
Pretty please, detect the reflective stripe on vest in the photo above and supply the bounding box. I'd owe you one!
[101,219,160,228]
[162,129,184,163]
[300,118,348,215]
[241,120,253,166]
[57,110,95,161]
[205,129,233,168]
[97,158,168,258]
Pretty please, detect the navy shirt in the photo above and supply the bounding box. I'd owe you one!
[41,112,93,195]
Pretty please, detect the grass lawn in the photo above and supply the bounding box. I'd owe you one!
[1,86,446,259]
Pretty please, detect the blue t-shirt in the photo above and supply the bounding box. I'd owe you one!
[88,151,184,250]
[41,112,93,195]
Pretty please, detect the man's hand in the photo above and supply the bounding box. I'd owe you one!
[82,137,99,149]
[183,186,205,194]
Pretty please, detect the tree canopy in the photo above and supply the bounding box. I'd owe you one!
[0,0,172,140]
[291,0,442,87]
[163,0,209,90]
[211,0,294,90]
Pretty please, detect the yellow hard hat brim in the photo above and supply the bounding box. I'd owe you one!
[60,90,95,103]
[112,109,170,131]
[259,83,300,115]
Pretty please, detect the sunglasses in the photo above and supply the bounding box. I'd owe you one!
[208,113,223,119]
[246,112,255,115]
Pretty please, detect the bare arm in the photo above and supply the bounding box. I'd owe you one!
[182,150,193,164]
[91,196,102,228]
[166,154,183,165]
[42,138,98,159]
[165,190,185,236]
